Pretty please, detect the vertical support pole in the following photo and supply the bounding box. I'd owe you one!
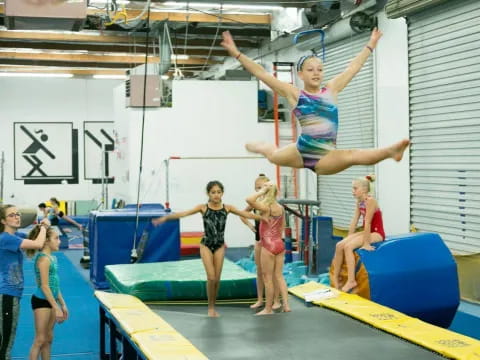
[165,158,170,210]
[0,151,4,205]
[304,205,309,266]
[99,306,107,359]
[273,63,281,191]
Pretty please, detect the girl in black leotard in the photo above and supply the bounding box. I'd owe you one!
[153,181,260,317]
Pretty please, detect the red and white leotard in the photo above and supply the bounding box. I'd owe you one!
[259,208,285,255]
[358,197,385,240]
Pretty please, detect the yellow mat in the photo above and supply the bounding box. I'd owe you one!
[132,330,208,360]
[289,282,480,360]
[95,291,207,360]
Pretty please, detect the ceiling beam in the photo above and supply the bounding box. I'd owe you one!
[0,49,219,64]
[0,65,198,78]
[0,30,146,44]
[0,65,127,76]
[173,26,270,37]
[0,30,262,47]
[0,40,229,56]
[0,5,270,25]
[86,9,271,25]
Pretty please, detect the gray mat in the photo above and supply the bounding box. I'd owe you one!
[150,296,446,360]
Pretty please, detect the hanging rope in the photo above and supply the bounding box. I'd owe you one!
[131,2,152,262]
[200,4,223,73]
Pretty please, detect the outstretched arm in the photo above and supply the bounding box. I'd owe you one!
[62,214,82,230]
[226,204,262,221]
[221,31,299,106]
[152,204,204,226]
[240,205,256,233]
[327,28,382,95]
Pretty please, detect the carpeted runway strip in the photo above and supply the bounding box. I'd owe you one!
[12,252,99,359]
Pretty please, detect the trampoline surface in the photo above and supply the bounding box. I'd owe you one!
[149,296,446,360]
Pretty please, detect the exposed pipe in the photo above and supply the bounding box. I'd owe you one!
[295,16,361,52]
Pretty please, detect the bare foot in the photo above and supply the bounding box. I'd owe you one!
[390,139,410,162]
[341,281,357,293]
[331,278,340,289]
[361,244,375,251]
[282,305,291,313]
[250,301,263,309]
[245,141,275,156]
[272,301,282,311]
[208,308,220,317]
[255,308,274,316]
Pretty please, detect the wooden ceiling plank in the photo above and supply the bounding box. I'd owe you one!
[0,50,219,65]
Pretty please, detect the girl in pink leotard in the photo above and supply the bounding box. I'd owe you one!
[240,174,281,310]
[246,182,290,315]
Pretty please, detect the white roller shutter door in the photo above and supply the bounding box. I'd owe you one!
[408,0,480,254]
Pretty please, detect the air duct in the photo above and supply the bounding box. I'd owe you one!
[295,14,371,53]
[151,21,172,75]
[4,0,87,31]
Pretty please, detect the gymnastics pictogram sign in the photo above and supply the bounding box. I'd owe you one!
[14,122,79,184]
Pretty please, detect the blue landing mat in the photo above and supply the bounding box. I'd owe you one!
[12,252,99,360]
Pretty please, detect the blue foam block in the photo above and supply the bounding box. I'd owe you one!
[359,232,460,328]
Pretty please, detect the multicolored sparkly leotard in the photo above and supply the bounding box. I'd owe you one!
[293,87,338,171]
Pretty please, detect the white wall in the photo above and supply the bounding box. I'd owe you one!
[375,12,411,234]
[0,77,124,208]
[114,80,277,247]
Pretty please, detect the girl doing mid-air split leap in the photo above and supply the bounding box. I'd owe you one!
[221,29,409,175]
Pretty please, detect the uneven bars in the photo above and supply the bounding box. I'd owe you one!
[164,155,265,209]
[169,156,264,160]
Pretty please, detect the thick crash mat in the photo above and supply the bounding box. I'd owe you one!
[105,259,257,301]
[89,209,180,289]
[330,232,459,328]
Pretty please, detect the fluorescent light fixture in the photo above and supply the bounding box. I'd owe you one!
[161,75,169,80]
[0,73,74,78]
[89,0,130,4]
[92,74,127,80]
[171,54,189,60]
[163,2,282,11]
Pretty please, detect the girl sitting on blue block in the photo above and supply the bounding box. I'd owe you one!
[331,175,385,293]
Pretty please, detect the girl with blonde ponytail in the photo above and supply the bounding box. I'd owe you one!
[246,182,290,315]
[240,174,281,310]
[331,174,386,293]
